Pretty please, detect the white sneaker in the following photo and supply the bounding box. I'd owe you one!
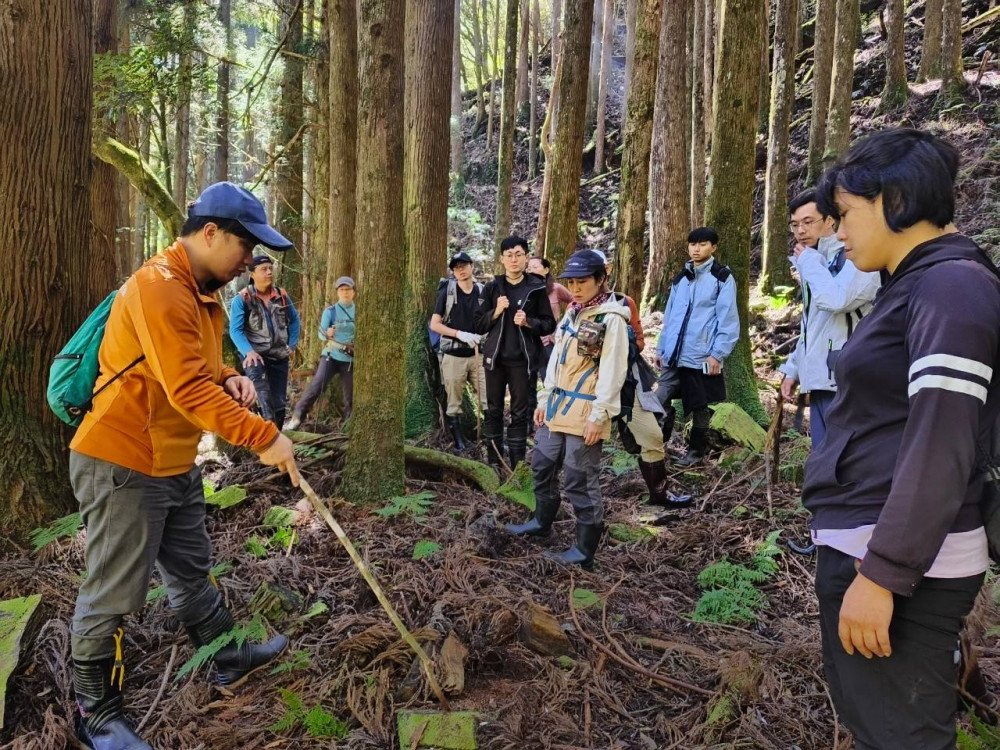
[284,415,301,431]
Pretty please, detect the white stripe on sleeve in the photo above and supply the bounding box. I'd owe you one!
[908,353,993,382]
[908,374,988,403]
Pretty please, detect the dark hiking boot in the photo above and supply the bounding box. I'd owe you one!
[638,459,669,506]
[74,650,152,750]
[505,494,560,538]
[446,416,467,451]
[185,603,288,688]
[677,428,709,467]
[660,406,676,447]
[544,523,602,571]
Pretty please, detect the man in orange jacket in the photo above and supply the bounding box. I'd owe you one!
[69,183,301,750]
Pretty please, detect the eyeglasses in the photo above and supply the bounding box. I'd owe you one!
[789,218,819,231]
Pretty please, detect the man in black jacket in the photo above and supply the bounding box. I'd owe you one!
[474,236,556,469]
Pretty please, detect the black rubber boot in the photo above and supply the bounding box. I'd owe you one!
[638,459,670,506]
[544,523,602,571]
[185,603,288,688]
[677,427,708,467]
[74,653,152,750]
[505,493,560,538]
[660,405,676,446]
[446,416,467,451]
[508,443,526,469]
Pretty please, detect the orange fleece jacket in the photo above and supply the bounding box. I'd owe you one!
[71,242,279,475]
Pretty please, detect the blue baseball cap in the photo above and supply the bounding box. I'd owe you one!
[188,182,294,251]
[558,250,607,279]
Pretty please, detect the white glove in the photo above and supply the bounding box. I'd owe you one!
[456,331,481,346]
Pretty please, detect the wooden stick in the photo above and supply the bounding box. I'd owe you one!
[298,478,450,710]
[137,644,178,732]
[764,392,785,525]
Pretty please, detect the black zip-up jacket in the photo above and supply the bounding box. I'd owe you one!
[473,273,556,373]
[802,233,1000,596]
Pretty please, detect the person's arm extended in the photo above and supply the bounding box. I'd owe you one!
[129,280,278,451]
[589,315,630,424]
[228,295,254,359]
[286,295,302,349]
[710,276,740,361]
[861,264,1000,595]
[797,250,880,313]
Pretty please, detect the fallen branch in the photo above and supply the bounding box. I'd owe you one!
[963,6,1000,34]
[299,478,450,710]
[566,580,713,698]
[137,644,178,732]
[284,432,500,494]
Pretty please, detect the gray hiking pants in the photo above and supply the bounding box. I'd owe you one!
[69,451,222,661]
[532,426,604,526]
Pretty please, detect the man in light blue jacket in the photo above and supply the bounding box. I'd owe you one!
[654,227,740,466]
[778,189,880,448]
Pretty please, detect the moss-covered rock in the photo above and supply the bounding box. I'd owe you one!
[709,402,767,451]
[396,710,478,749]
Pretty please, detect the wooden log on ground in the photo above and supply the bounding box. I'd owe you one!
[520,601,571,657]
[0,595,43,729]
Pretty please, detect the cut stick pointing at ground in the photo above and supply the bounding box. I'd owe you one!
[298,477,451,710]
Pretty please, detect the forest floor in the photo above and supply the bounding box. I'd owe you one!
[3,9,1000,750]
[4,300,1000,750]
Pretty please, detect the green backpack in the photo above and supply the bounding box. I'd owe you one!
[47,289,145,427]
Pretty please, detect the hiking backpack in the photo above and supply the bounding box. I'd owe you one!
[47,289,145,427]
[429,278,483,353]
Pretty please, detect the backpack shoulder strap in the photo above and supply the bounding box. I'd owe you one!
[444,279,458,322]
[709,263,733,283]
[672,267,691,286]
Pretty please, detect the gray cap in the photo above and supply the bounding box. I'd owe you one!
[334,276,355,289]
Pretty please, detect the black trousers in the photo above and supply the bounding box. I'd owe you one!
[485,361,532,460]
[244,356,290,429]
[295,356,354,421]
[816,545,983,750]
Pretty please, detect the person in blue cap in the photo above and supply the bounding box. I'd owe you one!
[67,182,300,750]
[284,276,357,429]
[228,254,301,429]
[505,249,631,569]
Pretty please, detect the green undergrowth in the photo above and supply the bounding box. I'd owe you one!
[497,461,535,511]
[691,531,782,625]
[28,513,82,550]
[375,491,436,521]
[271,688,349,738]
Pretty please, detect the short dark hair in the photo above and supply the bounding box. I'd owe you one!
[181,215,258,244]
[816,128,959,231]
[531,256,551,271]
[500,235,529,254]
[789,189,820,216]
[687,227,719,245]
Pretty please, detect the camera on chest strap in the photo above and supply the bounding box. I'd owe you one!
[576,319,606,359]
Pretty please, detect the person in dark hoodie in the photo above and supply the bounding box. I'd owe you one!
[804,128,1000,749]
[474,236,557,469]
